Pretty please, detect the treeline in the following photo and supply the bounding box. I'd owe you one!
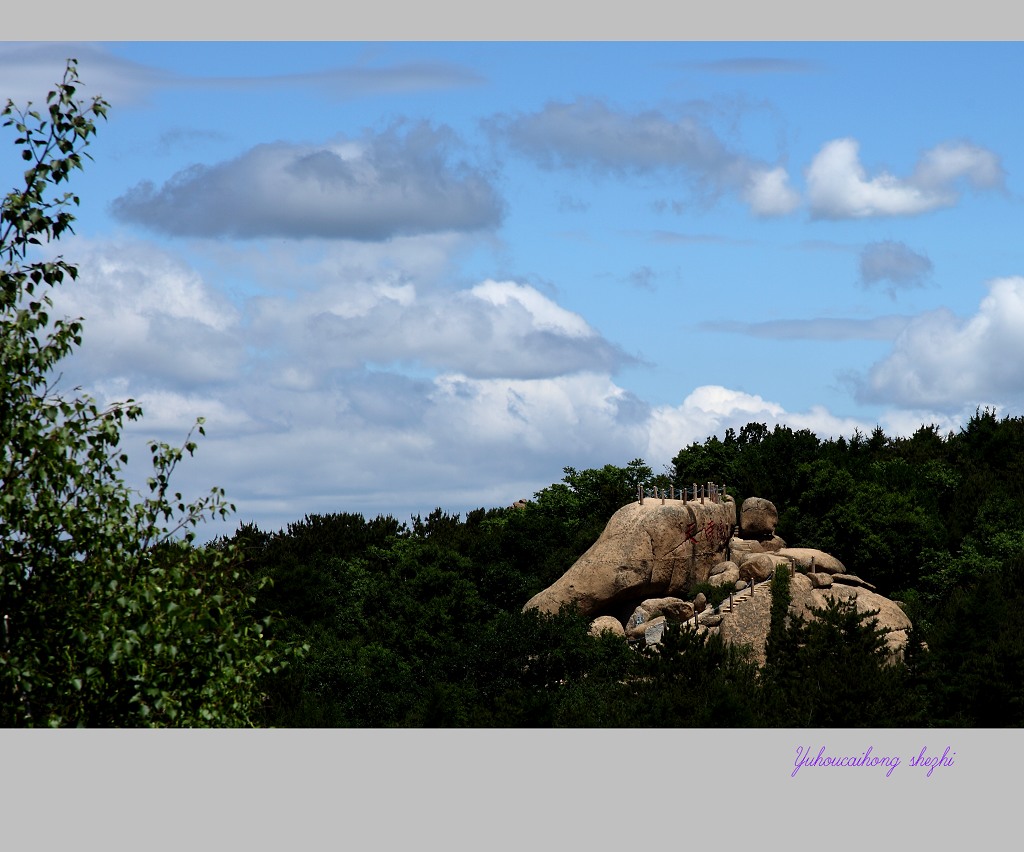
[225,409,1024,727]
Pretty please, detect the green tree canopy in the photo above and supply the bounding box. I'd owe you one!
[0,59,294,726]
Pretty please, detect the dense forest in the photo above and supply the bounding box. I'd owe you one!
[223,411,1024,727]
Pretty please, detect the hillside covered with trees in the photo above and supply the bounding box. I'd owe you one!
[231,412,1024,727]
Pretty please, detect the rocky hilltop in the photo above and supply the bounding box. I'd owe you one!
[522,489,736,623]
[524,492,911,664]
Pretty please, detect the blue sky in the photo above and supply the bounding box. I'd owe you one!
[4,41,1024,536]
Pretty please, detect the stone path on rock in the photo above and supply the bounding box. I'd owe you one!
[699,575,773,631]
[642,575,776,645]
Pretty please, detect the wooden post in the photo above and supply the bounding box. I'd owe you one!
[638,484,643,504]
[810,556,816,574]
[729,591,733,612]
[661,488,665,505]
[670,485,675,500]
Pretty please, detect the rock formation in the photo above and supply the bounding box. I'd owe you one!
[523,492,911,664]
[717,572,911,665]
[522,493,736,622]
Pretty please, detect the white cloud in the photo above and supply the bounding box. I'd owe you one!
[645,386,871,464]
[807,137,1004,219]
[877,407,969,440]
[807,138,940,218]
[43,238,644,530]
[861,276,1024,409]
[44,236,1009,538]
[743,166,801,216]
[912,141,1003,190]
[49,240,243,390]
[246,274,629,381]
[469,280,594,338]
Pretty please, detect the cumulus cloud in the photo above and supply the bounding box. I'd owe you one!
[743,166,801,216]
[246,277,632,382]
[48,236,1002,539]
[912,141,1005,191]
[44,235,897,536]
[859,276,1024,410]
[111,123,504,240]
[48,240,244,391]
[490,98,797,217]
[52,240,635,408]
[859,240,933,297]
[807,138,1004,219]
[645,386,868,464]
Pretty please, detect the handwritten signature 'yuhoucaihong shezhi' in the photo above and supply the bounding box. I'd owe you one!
[792,745,955,778]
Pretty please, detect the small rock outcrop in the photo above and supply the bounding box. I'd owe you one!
[589,615,626,638]
[788,573,911,659]
[716,572,911,665]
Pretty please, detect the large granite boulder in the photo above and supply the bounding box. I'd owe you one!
[640,597,694,621]
[728,536,764,565]
[524,497,736,619]
[708,561,741,588]
[776,548,846,575]
[739,552,792,583]
[740,497,778,538]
